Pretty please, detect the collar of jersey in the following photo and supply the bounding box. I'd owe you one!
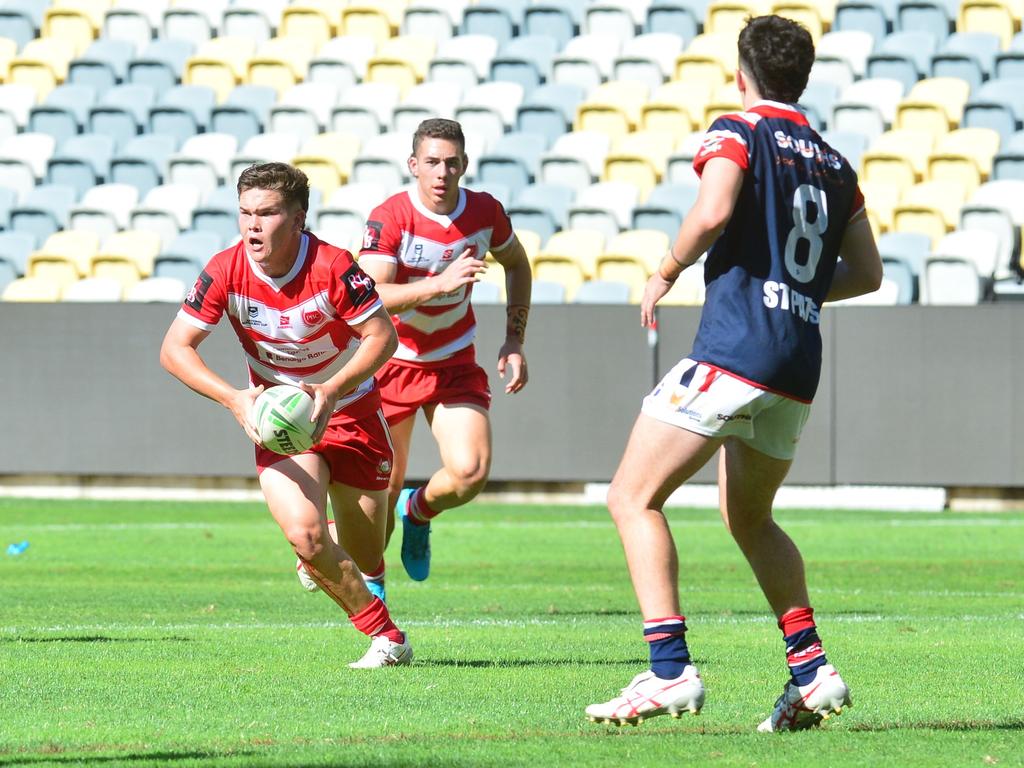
[748,100,809,125]
[406,186,466,226]
[246,232,309,292]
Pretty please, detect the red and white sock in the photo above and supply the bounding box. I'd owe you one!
[362,558,385,587]
[349,597,404,644]
[406,487,440,526]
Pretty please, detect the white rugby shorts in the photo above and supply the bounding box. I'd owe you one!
[641,358,811,460]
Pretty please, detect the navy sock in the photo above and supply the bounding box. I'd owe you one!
[644,616,690,680]
[780,607,828,686]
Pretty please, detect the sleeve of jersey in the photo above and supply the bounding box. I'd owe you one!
[176,258,226,331]
[358,202,400,264]
[331,254,385,326]
[849,184,867,222]
[692,117,752,177]
[489,197,515,252]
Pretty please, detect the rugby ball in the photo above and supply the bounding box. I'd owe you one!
[253,385,317,456]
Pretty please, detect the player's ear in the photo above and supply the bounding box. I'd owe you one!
[408,155,418,177]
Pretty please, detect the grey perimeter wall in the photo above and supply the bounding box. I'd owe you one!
[2,304,1021,487]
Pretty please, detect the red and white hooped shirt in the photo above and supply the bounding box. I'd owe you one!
[359,187,514,367]
[178,232,384,415]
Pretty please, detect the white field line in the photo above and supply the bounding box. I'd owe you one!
[2,612,1022,635]
[1,518,1023,533]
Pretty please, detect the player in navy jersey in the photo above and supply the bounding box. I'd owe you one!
[585,16,882,731]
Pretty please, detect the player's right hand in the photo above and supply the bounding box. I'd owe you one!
[640,274,675,328]
[228,385,264,445]
[435,247,486,295]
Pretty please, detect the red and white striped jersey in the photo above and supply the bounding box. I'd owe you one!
[178,233,384,414]
[359,187,514,366]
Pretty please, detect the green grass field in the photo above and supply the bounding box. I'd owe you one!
[1,497,1022,767]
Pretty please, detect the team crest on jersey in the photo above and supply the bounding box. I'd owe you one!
[185,270,213,311]
[341,264,376,307]
[302,309,324,326]
[363,220,383,251]
[378,459,391,475]
[242,303,267,327]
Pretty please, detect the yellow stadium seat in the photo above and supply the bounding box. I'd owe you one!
[2,276,62,302]
[341,7,394,44]
[253,36,316,82]
[576,104,631,139]
[89,259,141,290]
[859,180,901,231]
[303,0,347,31]
[705,100,743,125]
[705,1,767,40]
[366,0,408,29]
[892,180,968,245]
[861,153,917,190]
[42,9,96,57]
[197,37,256,81]
[54,0,109,29]
[605,229,671,274]
[604,147,664,201]
[27,230,101,280]
[184,59,237,103]
[513,229,542,263]
[865,129,935,179]
[474,260,507,302]
[592,258,647,301]
[365,58,417,97]
[770,1,826,41]
[299,132,361,180]
[280,6,333,48]
[0,38,16,83]
[537,229,606,280]
[9,38,75,99]
[929,127,1000,181]
[895,78,971,134]
[378,35,434,80]
[579,81,649,132]
[293,155,345,198]
[958,0,1016,48]
[247,58,298,96]
[6,61,57,101]
[93,230,161,277]
[675,33,740,88]
[613,129,677,170]
[532,257,586,301]
[25,257,81,288]
[643,80,715,133]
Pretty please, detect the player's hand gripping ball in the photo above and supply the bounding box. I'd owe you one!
[253,385,317,455]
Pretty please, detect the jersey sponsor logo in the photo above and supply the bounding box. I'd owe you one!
[243,303,267,328]
[442,248,454,260]
[774,130,843,170]
[342,264,376,307]
[363,220,383,251]
[185,270,213,311]
[302,308,324,326]
[698,129,747,156]
[717,413,751,422]
[763,280,821,324]
[280,314,290,327]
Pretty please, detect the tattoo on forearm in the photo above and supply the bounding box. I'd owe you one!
[506,303,529,344]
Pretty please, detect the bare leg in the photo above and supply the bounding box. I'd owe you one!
[718,438,808,619]
[382,415,415,547]
[607,413,723,619]
[421,402,491,511]
[331,483,388,575]
[260,453,372,614]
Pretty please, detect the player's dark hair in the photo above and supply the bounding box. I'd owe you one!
[412,118,466,155]
[237,162,310,212]
[737,15,815,104]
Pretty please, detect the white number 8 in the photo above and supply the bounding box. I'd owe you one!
[784,184,828,283]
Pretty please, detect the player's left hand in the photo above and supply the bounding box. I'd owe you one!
[498,340,528,394]
[300,382,337,443]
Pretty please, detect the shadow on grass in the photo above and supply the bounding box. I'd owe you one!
[0,636,193,644]
[848,718,1024,733]
[0,750,254,766]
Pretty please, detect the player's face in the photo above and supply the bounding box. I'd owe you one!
[238,187,305,276]
[409,137,467,214]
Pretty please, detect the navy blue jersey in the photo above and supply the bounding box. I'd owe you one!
[687,101,865,402]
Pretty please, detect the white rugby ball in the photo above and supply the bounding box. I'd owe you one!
[253,385,317,456]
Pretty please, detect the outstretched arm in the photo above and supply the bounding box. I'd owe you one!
[492,236,531,394]
[159,318,263,444]
[640,157,745,328]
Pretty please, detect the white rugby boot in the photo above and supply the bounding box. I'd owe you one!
[348,633,413,669]
[757,664,851,732]
[585,666,705,726]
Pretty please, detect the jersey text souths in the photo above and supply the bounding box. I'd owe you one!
[178,233,384,413]
[359,187,514,365]
[690,101,866,402]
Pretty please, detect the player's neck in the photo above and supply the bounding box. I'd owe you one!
[251,236,302,278]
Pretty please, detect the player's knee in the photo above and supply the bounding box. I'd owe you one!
[448,458,489,496]
[285,523,331,561]
[606,481,635,522]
